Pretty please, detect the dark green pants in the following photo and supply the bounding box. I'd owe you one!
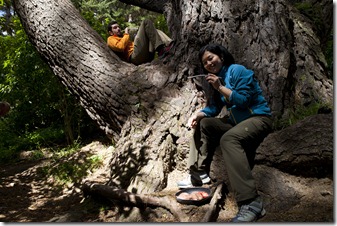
[188,115,273,203]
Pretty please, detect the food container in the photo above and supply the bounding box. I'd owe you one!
[175,187,212,206]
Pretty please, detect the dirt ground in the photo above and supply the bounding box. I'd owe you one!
[0,141,334,223]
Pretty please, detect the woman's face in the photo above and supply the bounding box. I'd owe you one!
[201,51,223,74]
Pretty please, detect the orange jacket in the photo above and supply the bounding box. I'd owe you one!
[107,34,134,61]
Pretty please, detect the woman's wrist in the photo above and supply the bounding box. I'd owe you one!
[217,85,224,92]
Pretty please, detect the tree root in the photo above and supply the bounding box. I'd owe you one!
[82,182,190,222]
[82,181,225,222]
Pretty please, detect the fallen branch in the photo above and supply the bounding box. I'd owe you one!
[201,182,224,222]
[82,182,189,222]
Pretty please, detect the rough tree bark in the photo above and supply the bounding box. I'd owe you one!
[118,0,166,13]
[163,0,333,118]
[13,0,333,222]
[255,113,333,178]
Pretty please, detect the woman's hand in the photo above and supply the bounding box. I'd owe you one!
[205,74,222,90]
[206,73,231,98]
[187,111,205,129]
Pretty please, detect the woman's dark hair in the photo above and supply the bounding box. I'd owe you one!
[198,43,235,71]
[197,44,235,109]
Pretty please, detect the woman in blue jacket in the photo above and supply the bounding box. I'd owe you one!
[177,44,273,222]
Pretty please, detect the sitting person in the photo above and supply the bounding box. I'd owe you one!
[177,44,273,222]
[107,19,174,65]
[0,101,10,117]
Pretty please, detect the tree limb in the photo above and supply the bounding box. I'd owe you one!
[82,182,189,222]
[118,0,166,13]
[201,182,224,222]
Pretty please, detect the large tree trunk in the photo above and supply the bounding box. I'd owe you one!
[13,0,333,221]
[13,0,185,143]
[164,0,333,118]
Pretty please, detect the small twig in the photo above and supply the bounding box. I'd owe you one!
[187,74,208,79]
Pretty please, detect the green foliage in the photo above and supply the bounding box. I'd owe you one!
[0,120,65,162]
[0,0,168,165]
[78,0,116,40]
[0,10,103,164]
[0,0,168,169]
[24,127,65,147]
[273,102,332,130]
[28,149,46,161]
[39,141,103,186]
[71,0,169,40]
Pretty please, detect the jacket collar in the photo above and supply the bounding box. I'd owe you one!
[218,66,228,76]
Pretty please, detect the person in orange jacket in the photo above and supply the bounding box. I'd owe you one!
[107,19,174,65]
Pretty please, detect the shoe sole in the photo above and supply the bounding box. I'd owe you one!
[231,208,267,222]
[177,184,193,189]
[177,177,211,189]
[259,208,266,219]
[201,177,211,184]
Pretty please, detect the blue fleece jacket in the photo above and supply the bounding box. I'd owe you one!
[201,64,271,124]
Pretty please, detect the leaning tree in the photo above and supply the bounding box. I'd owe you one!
[13,0,333,221]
